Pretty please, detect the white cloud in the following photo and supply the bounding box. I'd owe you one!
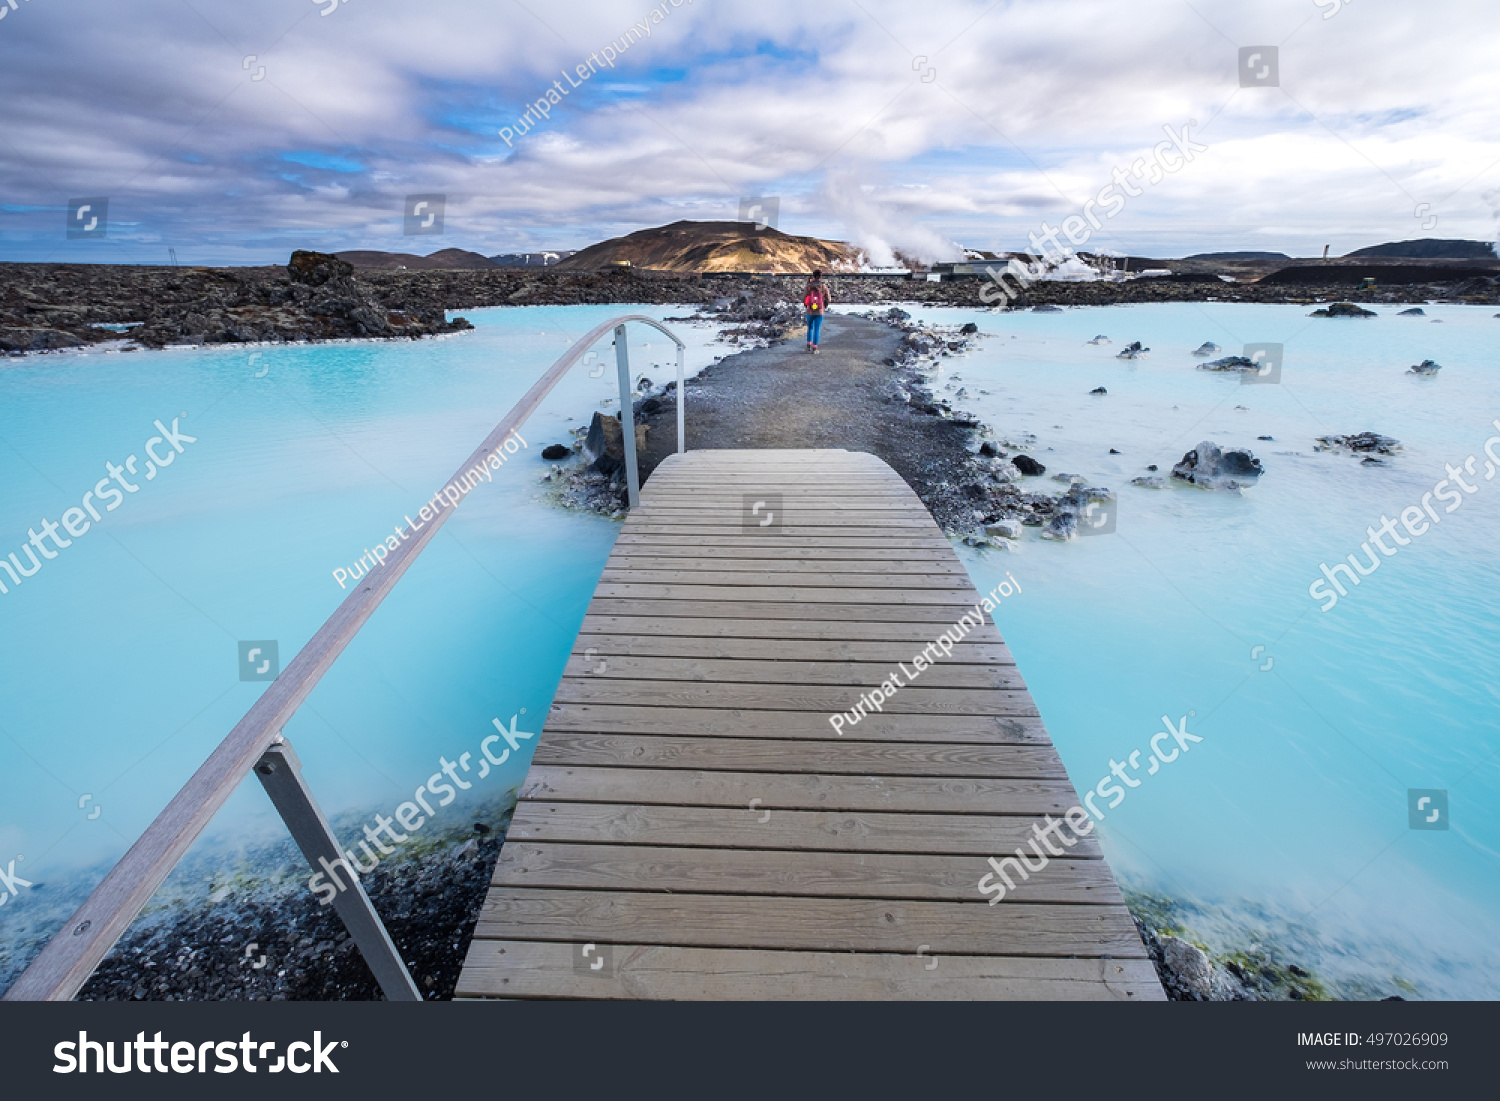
[0,0,1496,262]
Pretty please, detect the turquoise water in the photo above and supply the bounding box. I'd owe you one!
[885,302,1500,999]
[0,305,726,986]
[3,300,1496,998]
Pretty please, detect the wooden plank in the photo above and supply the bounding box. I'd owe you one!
[473,889,1146,958]
[531,733,1065,778]
[520,765,1081,815]
[491,842,1120,904]
[599,555,970,576]
[457,942,1164,1001]
[506,802,1100,856]
[577,615,1010,648]
[597,569,967,588]
[561,654,1024,689]
[572,633,1015,664]
[586,600,1002,626]
[550,679,1039,716]
[543,703,1052,743]
[593,584,985,605]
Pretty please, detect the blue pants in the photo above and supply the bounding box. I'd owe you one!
[806,314,823,345]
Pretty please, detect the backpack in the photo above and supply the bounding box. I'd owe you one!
[804,285,824,313]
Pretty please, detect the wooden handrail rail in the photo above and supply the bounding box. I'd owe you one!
[4,315,686,1001]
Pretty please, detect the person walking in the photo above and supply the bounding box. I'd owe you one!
[803,270,830,353]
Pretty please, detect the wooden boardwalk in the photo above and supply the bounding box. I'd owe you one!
[456,449,1162,1000]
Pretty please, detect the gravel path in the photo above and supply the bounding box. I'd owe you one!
[635,313,981,530]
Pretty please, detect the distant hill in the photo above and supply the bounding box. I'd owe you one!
[1259,264,1499,285]
[336,248,500,270]
[1185,250,1291,260]
[555,220,861,274]
[1345,239,1497,259]
[488,251,576,267]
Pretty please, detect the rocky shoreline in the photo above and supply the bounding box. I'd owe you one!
[9,793,518,1001]
[6,259,1496,356]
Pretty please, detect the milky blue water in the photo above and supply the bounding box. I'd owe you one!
[874,301,1500,999]
[0,305,727,986]
[3,299,1496,999]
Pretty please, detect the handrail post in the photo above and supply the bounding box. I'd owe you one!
[614,324,641,509]
[254,739,422,1002]
[675,344,686,455]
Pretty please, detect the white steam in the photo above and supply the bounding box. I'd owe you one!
[819,170,963,269]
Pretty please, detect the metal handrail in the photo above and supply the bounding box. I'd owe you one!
[4,315,687,1002]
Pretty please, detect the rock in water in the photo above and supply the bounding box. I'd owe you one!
[1040,512,1077,541]
[1011,454,1046,476]
[1171,440,1264,490]
[1116,340,1149,359]
[582,412,649,477]
[1160,936,1214,998]
[959,322,979,334]
[541,444,571,460]
[1398,307,1426,316]
[1407,359,1442,375]
[1315,432,1401,455]
[1309,301,1377,318]
[1086,334,1110,344]
[1198,355,1257,372]
[984,519,1024,539]
[1090,386,1108,394]
[1192,341,1221,356]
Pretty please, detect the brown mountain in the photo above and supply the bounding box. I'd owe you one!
[335,248,500,270]
[554,220,862,274]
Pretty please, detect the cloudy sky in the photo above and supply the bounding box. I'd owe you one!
[1,0,1497,265]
